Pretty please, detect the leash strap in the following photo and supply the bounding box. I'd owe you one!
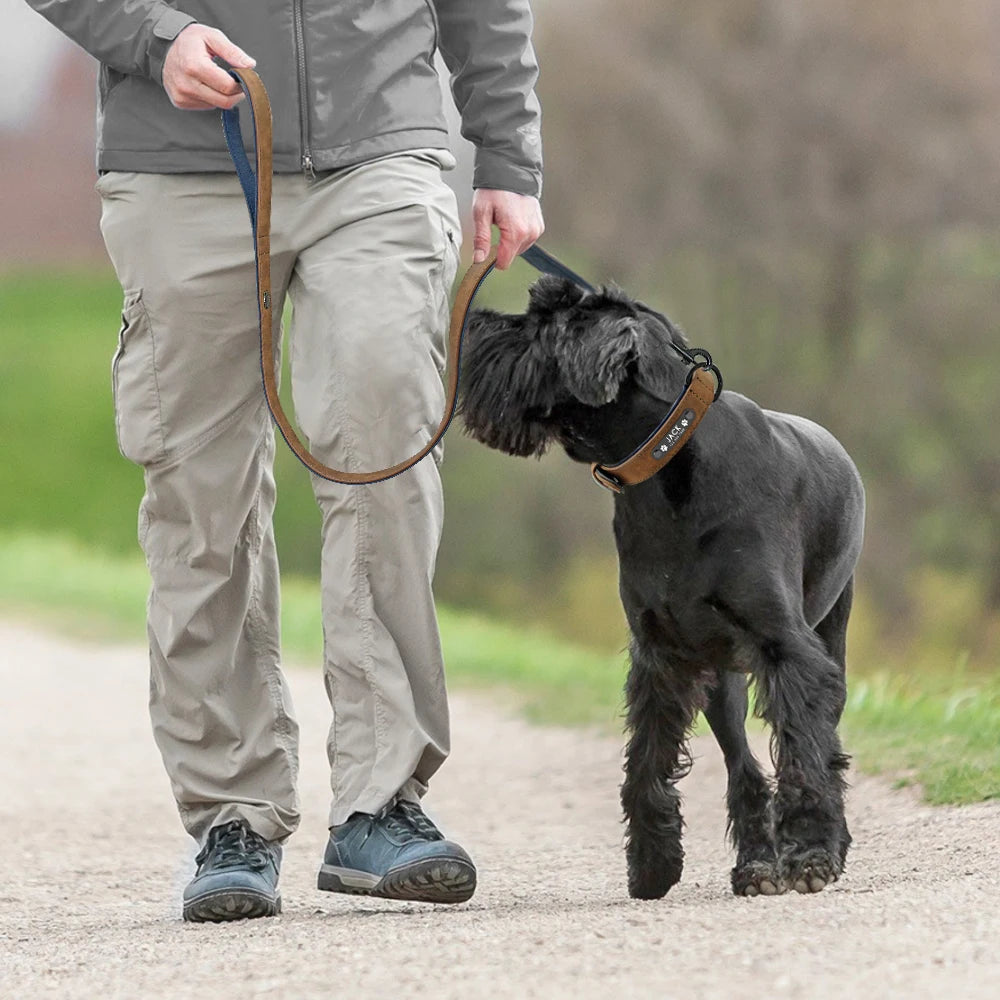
[222,66,500,485]
[519,244,595,292]
[221,67,590,486]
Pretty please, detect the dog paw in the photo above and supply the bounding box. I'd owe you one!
[627,877,675,900]
[627,851,683,900]
[781,849,839,894]
[732,860,783,898]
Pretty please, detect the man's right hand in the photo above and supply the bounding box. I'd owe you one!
[162,25,256,111]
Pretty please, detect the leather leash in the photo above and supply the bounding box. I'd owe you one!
[221,66,500,485]
[220,67,721,490]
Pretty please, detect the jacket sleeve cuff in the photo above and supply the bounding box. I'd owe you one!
[148,8,198,85]
[473,150,543,198]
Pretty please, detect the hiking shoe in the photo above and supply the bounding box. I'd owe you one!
[317,799,476,904]
[182,819,282,923]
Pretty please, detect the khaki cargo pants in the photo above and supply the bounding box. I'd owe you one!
[96,152,461,843]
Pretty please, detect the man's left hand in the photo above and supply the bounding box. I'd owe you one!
[471,189,545,270]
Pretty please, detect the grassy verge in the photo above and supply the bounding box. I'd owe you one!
[842,673,1000,805]
[1,533,997,804]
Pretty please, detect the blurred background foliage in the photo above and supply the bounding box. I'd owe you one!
[1,0,998,680]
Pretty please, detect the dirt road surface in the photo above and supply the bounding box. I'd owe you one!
[1,620,998,999]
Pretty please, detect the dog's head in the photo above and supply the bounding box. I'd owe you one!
[459,276,691,462]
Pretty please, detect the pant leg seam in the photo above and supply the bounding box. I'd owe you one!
[246,427,301,795]
[353,479,390,803]
[314,307,388,812]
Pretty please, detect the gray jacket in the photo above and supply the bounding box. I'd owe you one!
[26,0,542,195]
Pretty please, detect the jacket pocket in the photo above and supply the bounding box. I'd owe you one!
[111,291,166,466]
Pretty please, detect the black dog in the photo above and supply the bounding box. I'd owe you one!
[460,277,865,900]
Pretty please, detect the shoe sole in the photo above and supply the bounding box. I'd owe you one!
[182,889,281,923]
[317,857,476,904]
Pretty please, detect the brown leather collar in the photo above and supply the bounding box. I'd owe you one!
[590,362,721,493]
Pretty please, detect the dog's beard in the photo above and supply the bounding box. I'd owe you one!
[461,406,552,457]
[459,308,559,457]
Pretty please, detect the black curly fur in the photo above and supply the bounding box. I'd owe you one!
[460,276,866,900]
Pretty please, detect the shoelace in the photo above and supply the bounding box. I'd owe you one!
[372,799,444,844]
[195,820,272,872]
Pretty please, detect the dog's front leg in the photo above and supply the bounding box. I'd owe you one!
[702,673,780,896]
[621,644,701,899]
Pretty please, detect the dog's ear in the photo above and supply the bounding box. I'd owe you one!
[628,303,693,402]
[525,277,641,407]
[558,312,640,407]
[459,309,557,457]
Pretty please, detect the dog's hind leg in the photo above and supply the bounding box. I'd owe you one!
[813,577,855,871]
[703,673,780,896]
[756,627,850,894]
[621,643,703,900]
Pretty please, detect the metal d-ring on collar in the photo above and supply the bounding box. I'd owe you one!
[590,352,723,494]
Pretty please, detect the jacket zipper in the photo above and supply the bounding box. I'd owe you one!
[292,0,315,178]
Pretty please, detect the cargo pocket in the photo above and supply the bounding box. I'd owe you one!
[110,290,166,466]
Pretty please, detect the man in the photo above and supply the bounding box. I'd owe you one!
[25,0,543,921]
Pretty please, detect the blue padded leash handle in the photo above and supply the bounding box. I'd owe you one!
[221,101,259,234]
[220,67,597,484]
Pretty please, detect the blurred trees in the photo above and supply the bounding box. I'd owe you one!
[446,0,998,650]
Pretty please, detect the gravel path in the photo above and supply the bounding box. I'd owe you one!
[1,620,998,999]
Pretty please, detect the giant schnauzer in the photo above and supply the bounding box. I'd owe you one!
[459,276,865,900]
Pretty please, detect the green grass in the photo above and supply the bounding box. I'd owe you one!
[842,673,1000,805]
[0,271,145,556]
[2,532,998,803]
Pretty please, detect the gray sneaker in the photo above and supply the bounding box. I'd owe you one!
[317,799,476,904]
[182,819,282,922]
